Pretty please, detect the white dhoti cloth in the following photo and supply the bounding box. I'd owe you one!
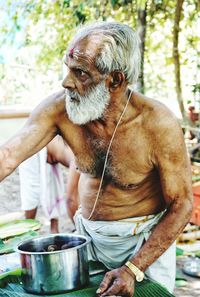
[74,209,176,293]
[19,147,67,219]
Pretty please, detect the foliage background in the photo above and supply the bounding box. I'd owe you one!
[0,0,199,117]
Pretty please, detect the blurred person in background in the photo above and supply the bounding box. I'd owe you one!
[19,135,80,233]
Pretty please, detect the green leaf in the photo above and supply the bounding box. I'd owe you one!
[0,230,38,254]
[176,247,184,256]
[0,220,40,240]
[0,268,22,288]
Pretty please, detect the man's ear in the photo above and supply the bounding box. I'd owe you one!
[109,71,125,91]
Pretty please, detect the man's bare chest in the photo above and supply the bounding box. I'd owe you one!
[72,131,153,188]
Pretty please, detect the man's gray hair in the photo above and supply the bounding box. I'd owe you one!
[72,21,141,86]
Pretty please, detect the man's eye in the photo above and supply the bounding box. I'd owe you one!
[74,69,88,81]
[76,69,84,76]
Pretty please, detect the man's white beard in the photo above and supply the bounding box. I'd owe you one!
[65,80,110,125]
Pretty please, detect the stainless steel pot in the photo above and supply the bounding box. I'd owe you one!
[15,233,90,295]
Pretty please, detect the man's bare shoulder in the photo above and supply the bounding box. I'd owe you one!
[132,92,184,157]
[133,92,180,132]
[31,89,66,119]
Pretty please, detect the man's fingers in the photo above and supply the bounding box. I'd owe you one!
[96,272,114,295]
[96,268,134,297]
[102,279,126,297]
[99,279,121,296]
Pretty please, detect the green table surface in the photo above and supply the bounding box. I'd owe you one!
[0,273,175,297]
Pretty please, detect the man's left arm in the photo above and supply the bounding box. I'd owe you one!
[97,116,193,297]
[129,118,193,272]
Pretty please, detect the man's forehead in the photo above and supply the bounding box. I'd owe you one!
[67,35,103,61]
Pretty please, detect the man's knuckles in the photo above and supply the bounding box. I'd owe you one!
[113,279,126,289]
[98,268,134,297]
[105,271,113,278]
[104,281,132,296]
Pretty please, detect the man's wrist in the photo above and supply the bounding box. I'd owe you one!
[124,261,144,282]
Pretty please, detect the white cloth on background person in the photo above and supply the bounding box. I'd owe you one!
[19,147,66,219]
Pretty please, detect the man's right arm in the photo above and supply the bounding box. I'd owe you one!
[0,90,66,182]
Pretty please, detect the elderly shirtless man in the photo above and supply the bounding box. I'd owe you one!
[0,22,192,296]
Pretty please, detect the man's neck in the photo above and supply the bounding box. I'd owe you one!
[84,88,135,137]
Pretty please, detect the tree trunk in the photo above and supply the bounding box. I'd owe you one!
[173,0,185,118]
[137,1,147,93]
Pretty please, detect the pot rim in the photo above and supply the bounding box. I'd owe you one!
[15,233,91,255]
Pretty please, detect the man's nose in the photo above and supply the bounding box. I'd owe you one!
[62,75,75,90]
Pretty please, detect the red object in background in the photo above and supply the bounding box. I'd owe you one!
[190,183,200,226]
[188,106,199,122]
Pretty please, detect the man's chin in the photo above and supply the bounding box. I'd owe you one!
[69,118,89,125]
[67,109,103,125]
[68,116,101,125]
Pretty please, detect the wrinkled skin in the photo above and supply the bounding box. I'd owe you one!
[0,33,193,296]
[97,267,135,297]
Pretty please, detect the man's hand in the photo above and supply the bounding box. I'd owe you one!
[96,266,135,297]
